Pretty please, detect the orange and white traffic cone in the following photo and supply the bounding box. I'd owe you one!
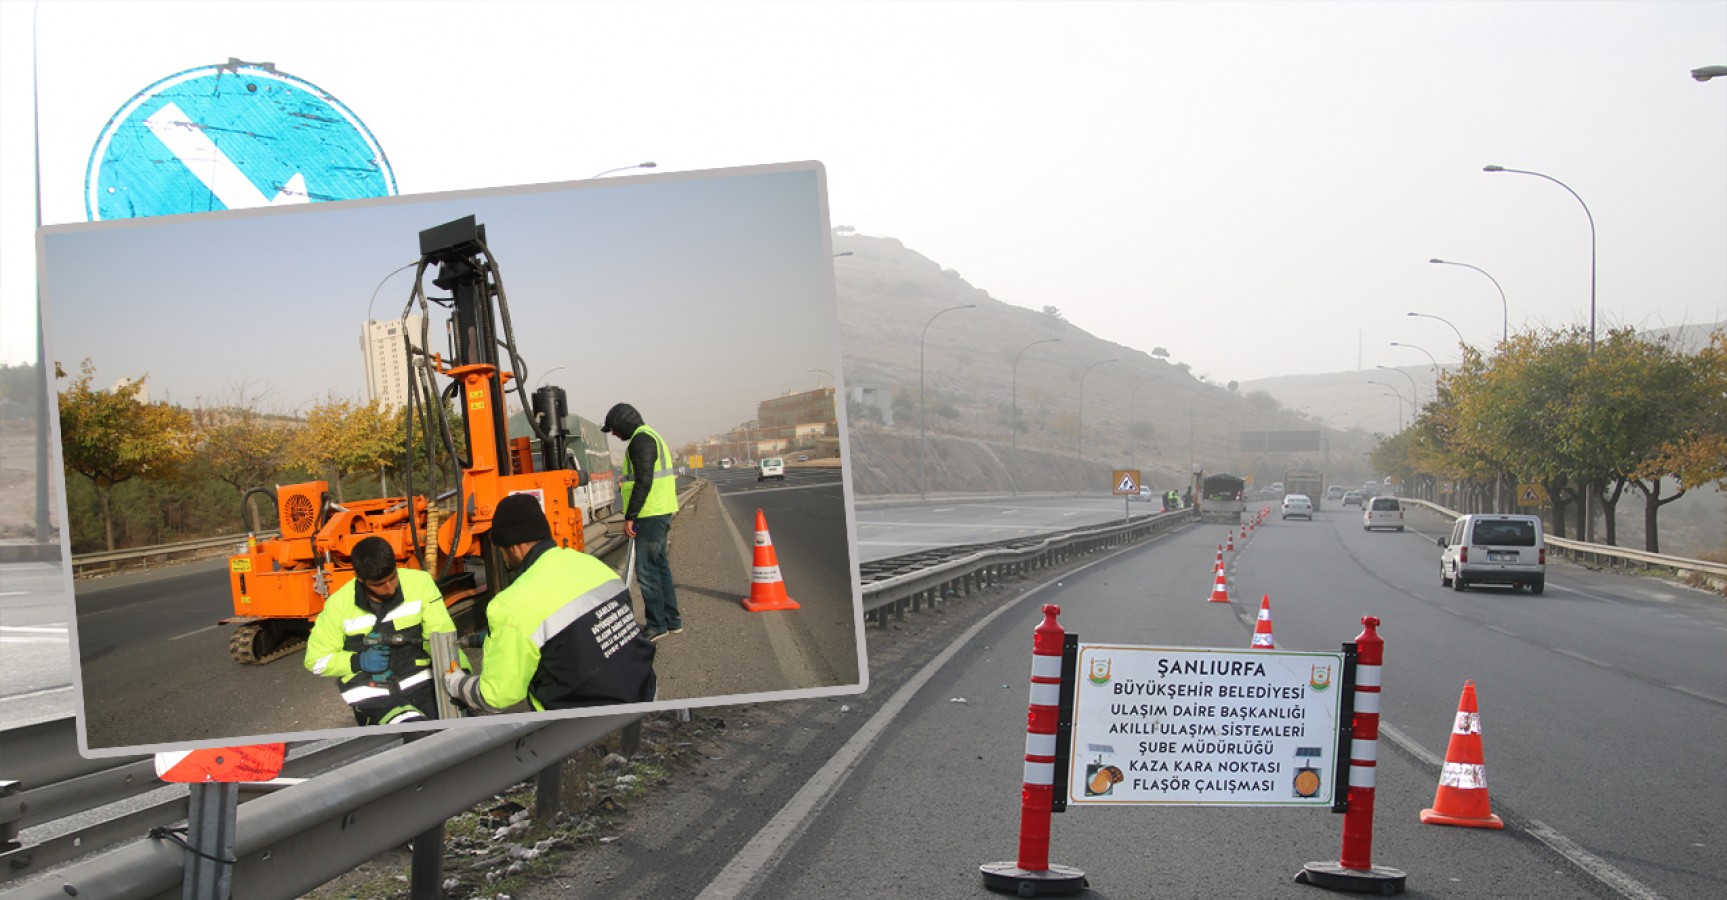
[1226,531,1236,553]
[741,508,800,612]
[1250,595,1275,649]
[1215,546,1224,571]
[1207,563,1231,604]
[1420,681,1504,829]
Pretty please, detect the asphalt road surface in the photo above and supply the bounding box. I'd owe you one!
[854,495,1166,561]
[669,503,1724,898]
[704,464,861,689]
[0,561,77,727]
[64,471,863,752]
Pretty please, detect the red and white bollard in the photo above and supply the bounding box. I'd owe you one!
[981,604,1088,896]
[1298,616,1407,893]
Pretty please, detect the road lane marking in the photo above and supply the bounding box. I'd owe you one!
[1551,647,1615,670]
[170,624,222,641]
[1483,623,1516,637]
[1523,820,1665,900]
[932,507,954,513]
[1377,722,1666,900]
[0,685,74,703]
[1,625,68,633]
[697,544,1126,899]
[1669,684,1727,707]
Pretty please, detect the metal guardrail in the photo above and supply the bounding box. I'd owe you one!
[0,480,704,898]
[858,507,1194,624]
[69,533,266,576]
[1400,498,1727,587]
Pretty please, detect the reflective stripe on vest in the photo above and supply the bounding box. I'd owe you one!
[530,580,625,648]
[340,668,432,706]
[620,424,678,518]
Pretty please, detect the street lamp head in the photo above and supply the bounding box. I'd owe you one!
[1692,65,1727,82]
[1429,258,1446,264]
[1483,165,1505,173]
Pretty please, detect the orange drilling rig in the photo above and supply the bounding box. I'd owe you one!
[225,215,592,663]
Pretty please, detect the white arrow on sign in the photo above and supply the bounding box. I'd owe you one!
[144,102,308,209]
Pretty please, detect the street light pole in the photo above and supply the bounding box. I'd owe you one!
[1429,258,1508,344]
[1406,311,1466,352]
[807,367,834,388]
[1010,338,1061,496]
[1367,381,1408,431]
[1484,166,1595,352]
[591,161,657,179]
[1374,366,1420,411]
[1389,341,1440,408]
[919,304,977,500]
[1076,358,1118,495]
[1187,384,1209,471]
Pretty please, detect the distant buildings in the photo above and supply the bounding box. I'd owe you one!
[695,386,838,462]
[360,315,425,411]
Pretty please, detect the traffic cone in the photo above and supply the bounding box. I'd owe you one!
[1250,595,1275,649]
[1215,546,1224,571]
[1226,531,1236,552]
[1420,681,1504,829]
[1207,563,1231,604]
[741,509,800,612]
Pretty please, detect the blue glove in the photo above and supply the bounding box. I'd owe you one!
[357,646,391,674]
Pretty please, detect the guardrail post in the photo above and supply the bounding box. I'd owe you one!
[184,782,238,900]
[410,820,444,900]
[0,780,20,852]
[535,761,563,823]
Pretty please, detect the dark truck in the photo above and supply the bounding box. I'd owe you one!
[1284,470,1325,511]
[1193,471,1246,524]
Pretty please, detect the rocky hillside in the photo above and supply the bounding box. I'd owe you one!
[832,232,1382,497]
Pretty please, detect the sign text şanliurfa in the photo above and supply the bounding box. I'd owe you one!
[1068,645,1344,806]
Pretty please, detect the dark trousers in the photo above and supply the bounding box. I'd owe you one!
[634,514,681,632]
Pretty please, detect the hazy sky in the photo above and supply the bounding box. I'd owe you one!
[38,167,836,447]
[4,1,1725,388]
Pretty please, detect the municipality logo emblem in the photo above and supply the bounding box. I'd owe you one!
[1310,665,1332,692]
[86,59,396,221]
[1088,657,1112,685]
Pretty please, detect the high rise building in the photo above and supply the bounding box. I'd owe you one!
[361,315,425,410]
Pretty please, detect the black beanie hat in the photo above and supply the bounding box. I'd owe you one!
[491,493,553,547]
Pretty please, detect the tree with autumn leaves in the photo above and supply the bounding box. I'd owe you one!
[58,361,412,550]
[1371,326,1724,551]
[56,360,196,552]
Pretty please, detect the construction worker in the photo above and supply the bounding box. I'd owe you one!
[601,402,683,641]
[445,493,657,712]
[304,536,457,726]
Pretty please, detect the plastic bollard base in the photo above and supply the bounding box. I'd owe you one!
[979,862,1089,897]
[1295,861,1408,895]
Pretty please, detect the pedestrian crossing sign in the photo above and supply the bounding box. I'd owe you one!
[1113,470,1141,495]
[1517,483,1549,507]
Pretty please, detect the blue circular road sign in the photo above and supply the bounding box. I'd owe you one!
[86,60,397,221]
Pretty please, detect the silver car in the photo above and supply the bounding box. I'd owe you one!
[1281,493,1314,521]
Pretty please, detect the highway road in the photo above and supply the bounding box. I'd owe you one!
[0,561,76,727]
[61,470,862,752]
[702,464,862,689]
[854,495,1167,561]
[680,503,1725,899]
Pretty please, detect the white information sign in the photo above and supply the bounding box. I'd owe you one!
[1068,644,1345,806]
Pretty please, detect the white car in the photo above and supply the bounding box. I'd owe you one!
[1439,514,1546,593]
[1281,493,1313,521]
[1363,496,1404,531]
[758,457,785,481]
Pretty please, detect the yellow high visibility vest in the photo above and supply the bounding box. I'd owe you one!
[620,424,678,518]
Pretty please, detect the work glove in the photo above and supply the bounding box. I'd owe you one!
[357,646,391,674]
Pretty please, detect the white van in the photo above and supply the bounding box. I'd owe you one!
[758,457,785,481]
[1438,514,1546,594]
[1363,496,1404,532]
